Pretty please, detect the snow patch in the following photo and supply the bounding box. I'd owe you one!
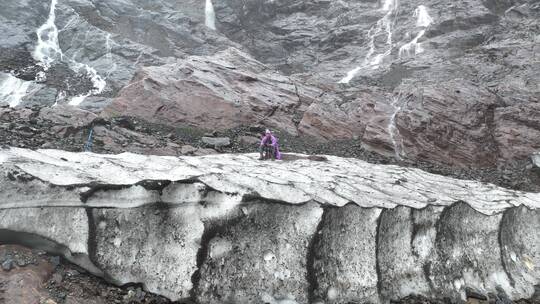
[0,74,31,107]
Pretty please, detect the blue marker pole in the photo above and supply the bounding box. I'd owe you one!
[84,128,94,152]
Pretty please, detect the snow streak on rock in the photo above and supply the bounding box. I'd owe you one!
[68,64,106,106]
[205,0,217,30]
[339,0,398,84]
[0,74,31,107]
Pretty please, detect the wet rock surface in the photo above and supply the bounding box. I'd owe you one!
[0,148,539,303]
[0,245,173,304]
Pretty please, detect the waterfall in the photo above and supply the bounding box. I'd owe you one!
[388,91,406,160]
[205,0,217,30]
[399,5,433,58]
[415,5,433,27]
[32,0,109,106]
[338,0,398,84]
[105,33,117,77]
[0,74,31,108]
[34,0,63,69]
[398,30,426,57]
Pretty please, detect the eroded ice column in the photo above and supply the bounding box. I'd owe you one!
[312,206,382,303]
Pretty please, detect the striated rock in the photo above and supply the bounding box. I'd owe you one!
[0,147,539,302]
[495,103,540,162]
[297,87,392,141]
[393,81,500,166]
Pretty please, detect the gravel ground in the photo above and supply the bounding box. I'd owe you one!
[1,106,539,304]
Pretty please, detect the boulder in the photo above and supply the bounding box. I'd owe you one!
[238,135,261,146]
[201,136,231,148]
[103,48,319,136]
[533,152,540,170]
[180,144,198,155]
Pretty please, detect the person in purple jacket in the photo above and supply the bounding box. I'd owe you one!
[259,129,281,160]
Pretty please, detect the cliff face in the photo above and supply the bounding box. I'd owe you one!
[1,0,539,167]
[1,2,539,302]
[1,147,538,303]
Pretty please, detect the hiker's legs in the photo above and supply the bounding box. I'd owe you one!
[269,146,276,160]
[259,145,272,159]
[264,146,272,159]
[259,145,264,159]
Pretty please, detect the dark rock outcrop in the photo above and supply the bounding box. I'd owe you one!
[103,48,319,136]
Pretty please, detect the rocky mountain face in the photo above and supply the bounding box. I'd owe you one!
[1,1,539,303]
[1,147,539,303]
[0,0,538,168]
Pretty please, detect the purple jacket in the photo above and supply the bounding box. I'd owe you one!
[260,134,282,159]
